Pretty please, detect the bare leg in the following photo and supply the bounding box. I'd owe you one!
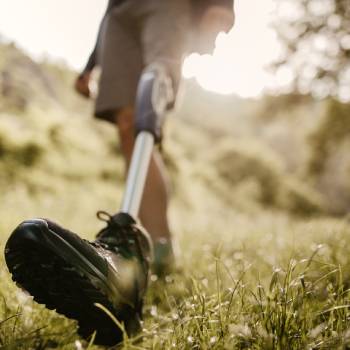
[115,108,172,243]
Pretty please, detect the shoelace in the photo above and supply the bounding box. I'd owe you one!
[95,211,149,272]
[96,211,129,243]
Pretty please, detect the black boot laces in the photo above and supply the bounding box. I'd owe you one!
[93,211,148,269]
[95,211,129,245]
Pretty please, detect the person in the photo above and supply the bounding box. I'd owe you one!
[4,0,234,346]
[75,0,235,274]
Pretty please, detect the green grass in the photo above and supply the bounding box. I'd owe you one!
[1,212,350,349]
[1,108,350,350]
[1,110,349,349]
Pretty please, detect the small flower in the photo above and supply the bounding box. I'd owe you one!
[150,305,158,317]
[210,336,217,344]
[229,324,252,338]
[75,340,83,350]
[150,274,158,282]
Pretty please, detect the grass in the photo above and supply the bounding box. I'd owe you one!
[1,213,350,349]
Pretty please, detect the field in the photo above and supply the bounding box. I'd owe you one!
[1,41,350,349]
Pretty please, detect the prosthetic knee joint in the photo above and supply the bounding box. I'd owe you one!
[135,64,175,143]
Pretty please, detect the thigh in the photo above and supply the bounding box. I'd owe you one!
[95,6,143,122]
[140,0,191,94]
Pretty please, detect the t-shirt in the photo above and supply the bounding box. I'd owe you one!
[83,0,234,73]
[106,0,233,12]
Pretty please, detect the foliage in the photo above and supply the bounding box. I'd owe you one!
[0,126,43,169]
[273,0,350,101]
[0,41,90,114]
[308,99,350,175]
[212,140,324,216]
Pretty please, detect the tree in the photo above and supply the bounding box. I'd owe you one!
[273,0,350,102]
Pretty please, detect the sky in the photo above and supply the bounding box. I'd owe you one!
[0,0,279,98]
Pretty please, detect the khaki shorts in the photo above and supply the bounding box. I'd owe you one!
[95,0,191,122]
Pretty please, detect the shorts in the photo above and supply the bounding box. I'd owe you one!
[95,0,191,123]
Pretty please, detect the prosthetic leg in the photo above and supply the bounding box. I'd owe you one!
[121,63,174,218]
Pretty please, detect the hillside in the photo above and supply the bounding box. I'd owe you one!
[0,41,325,234]
[1,40,350,349]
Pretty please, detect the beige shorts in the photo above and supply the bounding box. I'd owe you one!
[95,0,191,122]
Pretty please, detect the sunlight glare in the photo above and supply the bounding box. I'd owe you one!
[183,0,279,98]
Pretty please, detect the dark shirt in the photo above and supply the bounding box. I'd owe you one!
[83,0,234,73]
[107,0,125,7]
[107,0,233,10]
[106,0,234,16]
[106,0,125,10]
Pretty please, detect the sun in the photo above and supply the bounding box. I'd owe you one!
[182,0,279,98]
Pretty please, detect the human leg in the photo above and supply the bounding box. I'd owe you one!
[115,107,172,244]
[135,0,191,271]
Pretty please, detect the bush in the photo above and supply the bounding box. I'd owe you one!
[308,99,350,176]
[213,140,324,216]
[214,140,284,206]
[0,127,43,168]
[307,99,350,214]
[281,178,324,216]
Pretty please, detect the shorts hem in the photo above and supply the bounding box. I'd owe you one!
[94,109,119,124]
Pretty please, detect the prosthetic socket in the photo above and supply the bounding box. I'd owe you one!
[134,64,175,143]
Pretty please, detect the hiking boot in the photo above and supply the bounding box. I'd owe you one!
[4,212,153,346]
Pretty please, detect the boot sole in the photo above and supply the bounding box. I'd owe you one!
[4,220,140,346]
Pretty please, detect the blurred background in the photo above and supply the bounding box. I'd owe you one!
[0,0,349,236]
